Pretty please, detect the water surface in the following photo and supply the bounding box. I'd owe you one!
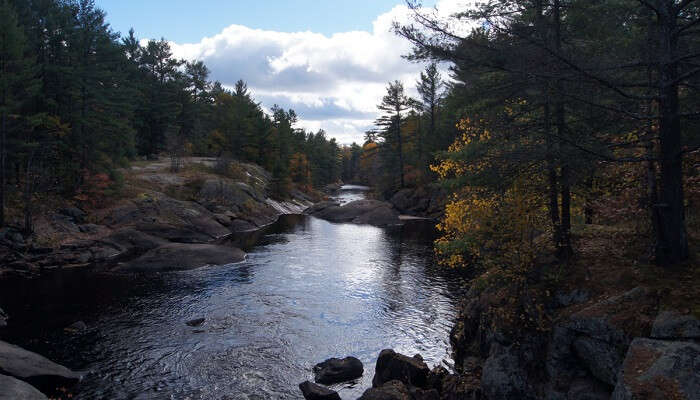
[0,187,466,399]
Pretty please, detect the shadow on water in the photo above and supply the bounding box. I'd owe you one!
[0,188,467,399]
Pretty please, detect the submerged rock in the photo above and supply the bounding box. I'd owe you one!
[186,318,205,327]
[0,374,48,400]
[115,243,245,272]
[0,340,80,391]
[372,349,429,388]
[0,307,7,328]
[298,380,341,400]
[313,356,364,384]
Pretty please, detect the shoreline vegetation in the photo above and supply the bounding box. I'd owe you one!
[1,0,699,399]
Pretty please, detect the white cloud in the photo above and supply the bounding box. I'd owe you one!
[166,0,475,145]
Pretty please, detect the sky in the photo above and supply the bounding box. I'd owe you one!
[95,0,470,144]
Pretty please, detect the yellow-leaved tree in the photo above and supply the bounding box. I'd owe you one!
[432,117,552,332]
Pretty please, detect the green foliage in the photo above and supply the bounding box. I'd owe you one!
[0,0,348,231]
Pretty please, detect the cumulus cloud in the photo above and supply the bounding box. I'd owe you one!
[167,0,475,144]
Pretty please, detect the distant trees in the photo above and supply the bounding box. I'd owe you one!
[0,0,344,231]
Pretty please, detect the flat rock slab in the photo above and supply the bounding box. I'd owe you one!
[0,340,80,391]
[0,374,48,400]
[313,356,364,384]
[306,200,401,227]
[298,380,341,400]
[115,243,246,272]
[612,338,700,400]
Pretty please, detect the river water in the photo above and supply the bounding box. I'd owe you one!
[0,186,466,399]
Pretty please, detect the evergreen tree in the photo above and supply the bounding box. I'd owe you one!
[376,80,411,189]
[0,0,36,227]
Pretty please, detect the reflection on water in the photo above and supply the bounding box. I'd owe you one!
[0,187,466,399]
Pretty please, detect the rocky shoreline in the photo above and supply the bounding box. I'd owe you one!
[295,286,699,400]
[448,286,700,400]
[0,160,315,276]
[299,349,481,400]
[0,339,81,399]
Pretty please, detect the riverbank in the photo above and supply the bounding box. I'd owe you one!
[0,185,462,399]
[0,157,317,276]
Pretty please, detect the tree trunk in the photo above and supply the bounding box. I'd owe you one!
[23,153,33,236]
[553,0,572,259]
[0,111,5,228]
[544,102,561,248]
[655,3,688,264]
[396,112,405,188]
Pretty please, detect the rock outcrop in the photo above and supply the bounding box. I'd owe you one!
[305,200,401,227]
[0,374,48,400]
[114,243,246,272]
[611,338,700,400]
[0,159,315,274]
[0,340,80,392]
[449,284,700,400]
[388,187,446,219]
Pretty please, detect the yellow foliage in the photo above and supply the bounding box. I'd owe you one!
[432,117,548,270]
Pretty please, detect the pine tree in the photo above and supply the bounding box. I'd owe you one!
[376,80,411,189]
[0,0,38,227]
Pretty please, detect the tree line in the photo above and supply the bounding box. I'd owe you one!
[348,0,698,267]
[0,0,343,234]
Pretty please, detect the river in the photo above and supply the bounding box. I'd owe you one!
[0,186,466,399]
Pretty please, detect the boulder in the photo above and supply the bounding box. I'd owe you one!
[358,380,412,400]
[481,343,535,400]
[313,356,363,384]
[0,340,80,391]
[0,307,7,328]
[352,205,401,227]
[58,207,86,223]
[612,338,700,400]
[650,311,700,340]
[114,243,246,272]
[0,374,48,400]
[359,380,438,400]
[567,377,612,400]
[303,201,340,215]
[573,336,623,386]
[389,189,416,214]
[372,349,429,388]
[298,381,341,400]
[546,286,658,393]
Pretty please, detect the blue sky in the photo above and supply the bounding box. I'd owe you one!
[95,0,459,144]
[96,0,437,43]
